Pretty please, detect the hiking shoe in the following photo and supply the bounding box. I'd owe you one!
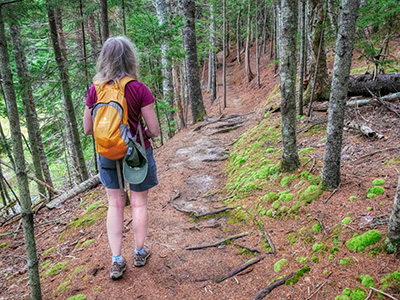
[134,245,151,267]
[110,260,127,280]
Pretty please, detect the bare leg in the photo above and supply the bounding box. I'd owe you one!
[106,189,125,256]
[130,190,148,250]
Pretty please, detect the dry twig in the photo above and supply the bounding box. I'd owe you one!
[216,257,265,283]
[185,233,248,250]
[370,287,399,300]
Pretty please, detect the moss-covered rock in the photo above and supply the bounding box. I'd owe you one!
[274,259,287,273]
[345,230,381,252]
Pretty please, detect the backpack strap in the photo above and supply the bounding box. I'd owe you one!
[118,76,136,92]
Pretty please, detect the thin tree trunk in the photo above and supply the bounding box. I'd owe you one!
[210,3,217,103]
[87,11,99,62]
[172,62,185,129]
[10,24,53,197]
[0,6,42,299]
[236,8,241,65]
[122,0,126,36]
[0,115,15,170]
[223,0,227,108]
[280,0,300,172]
[79,0,89,86]
[255,0,261,88]
[298,0,306,116]
[387,174,400,253]
[47,3,89,183]
[274,1,281,74]
[156,0,174,137]
[182,0,206,123]
[262,1,268,54]
[321,0,360,189]
[100,0,109,43]
[245,0,254,83]
[54,8,68,62]
[327,0,338,30]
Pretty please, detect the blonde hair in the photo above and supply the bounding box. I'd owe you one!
[93,36,138,85]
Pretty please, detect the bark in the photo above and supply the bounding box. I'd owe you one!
[87,11,99,62]
[156,0,174,137]
[172,63,185,129]
[78,0,89,85]
[348,73,400,97]
[255,0,261,88]
[245,0,254,83]
[386,174,400,253]
[0,118,15,170]
[327,0,338,30]
[182,0,206,123]
[46,175,100,209]
[252,272,297,300]
[209,4,217,102]
[274,1,281,74]
[10,24,51,197]
[0,7,42,299]
[236,8,241,65]
[321,0,360,189]
[99,0,109,43]
[54,9,68,62]
[279,0,300,172]
[47,3,89,183]
[304,0,329,104]
[222,0,227,108]
[298,0,306,115]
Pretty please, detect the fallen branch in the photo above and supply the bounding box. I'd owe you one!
[324,188,338,204]
[355,147,399,162]
[207,124,243,136]
[216,257,265,283]
[185,232,248,250]
[259,223,276,254]
[211,120,246,130]
[344,120,384,139]
[314,216,328,234]
[235,244,262,254]
[194,207,235,218]
[252,271,297,300]
[202,157,229,162]
[305,273,332,300]
[370,287,399,300]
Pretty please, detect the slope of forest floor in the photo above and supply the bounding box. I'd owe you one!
[1,41,400,300]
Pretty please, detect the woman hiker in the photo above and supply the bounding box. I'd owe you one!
[83,36,160,280]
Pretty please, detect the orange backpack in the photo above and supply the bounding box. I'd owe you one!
[92,77,135,160]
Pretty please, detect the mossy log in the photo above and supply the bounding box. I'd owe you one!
[348,73,400,97]
[46,175,100,209]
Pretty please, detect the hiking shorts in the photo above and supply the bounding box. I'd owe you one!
[98,147,158,192]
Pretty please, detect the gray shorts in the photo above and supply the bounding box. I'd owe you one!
[98,147,158,192]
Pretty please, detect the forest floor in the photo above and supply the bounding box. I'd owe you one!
[1,41,400,300]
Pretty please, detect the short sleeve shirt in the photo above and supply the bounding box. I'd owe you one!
[86,80,155,149]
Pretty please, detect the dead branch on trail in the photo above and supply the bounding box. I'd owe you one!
[354,147,399,162]
[324,188,338,204]
[193,115,223,131]
[185,232,248,250]
[259,223,276,254]
[369,287,399,300]
[344,120,384,139]
[313,216,328,234]
[235,244,262,253]
[305,273,332,300]
[252,271,297,300]
[207,124,243,136]
[194,207,235,218]
[46,174,100,209]
[171,203,199,215]
[216,256,265,283]
[211,120,246,130]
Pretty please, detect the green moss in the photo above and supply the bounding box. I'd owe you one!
[368,245,383,257]
[296,256,308,263]
[0,242,9,248]
[55,280,71,294]
[340,258,351,265]
[372,179,385,186]
[272,200,281,210]
[299,147,315,154]
[40,260,51,270]
[383,157,400,165]
[345,230,381,252]
[281,176,291,187]
[260,191,279,202]
[279,191,294,202]
[329,254,334,260]
[299,185,323,204]
[343,288,352,296]
[366,186,385,198]
[359,274,375,289]
[274,259,287,273]
[312,255,319,263]
[380,271,400,295]
[93,286,102,292]
[85,200,103,213]
[312,223,321,233]
[312,242,324,252]
[335,295,351,300]
[323,270,328,275]
[67,295,87,300]
[45,261,68,276]
[285,265,311,285]
[330,247,339,254]
[42,246,56,256]
[350,287,367,300]
[349,196,356,202]
[342,217,352,225]
[266,147,275,153]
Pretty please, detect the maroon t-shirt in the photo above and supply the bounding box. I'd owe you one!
[86,80,155,149]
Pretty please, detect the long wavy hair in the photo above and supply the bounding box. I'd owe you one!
[93,36,138,85]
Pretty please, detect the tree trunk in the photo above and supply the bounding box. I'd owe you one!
[304,0,329,104]
[245,0,254,83]
[47,3,89,183]
[386,174,400,253]
[348,73,400,97]
[0,116,15,170]
[255,0,261,88]
[298,0,306,115]
[236,8,241,65]
[9,24,55,198]
[100,0,109,43]
[222,0,227,108]
[54,8,68,62]
[87,10,99,62]
[0,7,42,299]
[209,3,217,103]
[327,0,338,31]
[279,0,300,172]
[321,0,360,189]
[172,62,185,129]
[274,1,281,74]
[182,0,206,123]
[122,0,126,36]
[156,0,175,137]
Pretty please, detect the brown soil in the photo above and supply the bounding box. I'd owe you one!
[1,42,400,300]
